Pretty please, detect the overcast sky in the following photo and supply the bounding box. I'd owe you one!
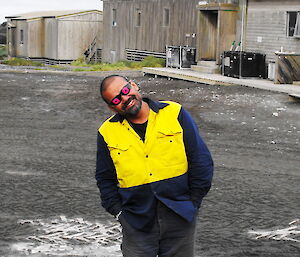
[0,0,103,23]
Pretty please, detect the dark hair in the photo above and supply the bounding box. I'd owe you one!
[99,75,129,101]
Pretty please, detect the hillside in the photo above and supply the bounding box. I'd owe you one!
[0,22,7,44]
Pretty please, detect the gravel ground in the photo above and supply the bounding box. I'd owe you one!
[0,70,299,257]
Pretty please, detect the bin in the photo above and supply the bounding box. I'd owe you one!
[222,51,266,78]
[166,46,196,69]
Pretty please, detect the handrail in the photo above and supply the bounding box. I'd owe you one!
[85,37,100,63]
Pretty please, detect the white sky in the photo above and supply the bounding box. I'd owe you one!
[0,0,103,23]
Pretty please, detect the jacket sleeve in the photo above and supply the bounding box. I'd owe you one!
[95,131,122,216]
[178,107,214,209]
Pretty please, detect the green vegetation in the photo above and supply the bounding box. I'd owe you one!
[2,57,44,66]
[0,45,7,60]
[48,65,69,70]
[70,56,165,71]
[0,55,165,71]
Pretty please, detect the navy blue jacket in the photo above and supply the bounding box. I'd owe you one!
[96,98,213,231]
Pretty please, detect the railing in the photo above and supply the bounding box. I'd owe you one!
[84,37,102,63]
[125,49,165,61]
[200,0,239,4]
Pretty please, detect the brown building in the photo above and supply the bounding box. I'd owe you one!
[6,10,102,64]
[102,0,200,63]
[101,0,239,65]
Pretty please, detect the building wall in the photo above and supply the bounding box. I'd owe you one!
[44,18,58,60]
[245,0,300,63]
[27,19,44,57]
[102,0,200,62]
[6,19,15,57]
[14,20,28,57]
[56,12,102,60]
[7,11,102,61]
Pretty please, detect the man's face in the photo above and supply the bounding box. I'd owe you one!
[102,77,143,118]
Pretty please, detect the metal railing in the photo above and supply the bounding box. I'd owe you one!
[125,48,165,61]
[84,37,102,63]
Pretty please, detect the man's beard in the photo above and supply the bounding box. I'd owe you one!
[120,95,142,118]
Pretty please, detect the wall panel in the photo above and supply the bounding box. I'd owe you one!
[245,0,300,63]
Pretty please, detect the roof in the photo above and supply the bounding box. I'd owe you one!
[5,10,102,20]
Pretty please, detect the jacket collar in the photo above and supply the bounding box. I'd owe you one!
[109,97,169,123]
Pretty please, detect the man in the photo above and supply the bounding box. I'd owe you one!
[96,74,213,257]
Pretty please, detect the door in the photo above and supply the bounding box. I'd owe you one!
[197,10,218,61]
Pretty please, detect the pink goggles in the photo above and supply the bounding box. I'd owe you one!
[109,83,132,105]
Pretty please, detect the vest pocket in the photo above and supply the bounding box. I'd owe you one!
[156,129,186,166]
[107,143,130,164]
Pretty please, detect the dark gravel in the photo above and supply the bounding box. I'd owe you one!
[0,70,299,256]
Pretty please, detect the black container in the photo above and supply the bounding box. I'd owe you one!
[166,46,196,69]
[222,51,266,78]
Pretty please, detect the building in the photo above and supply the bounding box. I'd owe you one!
[196,0,239,66]
[243,0,300,83]
[101,0,239,64]
[102,0,199,63]
[244,0,300,63]
[6,10,102,64]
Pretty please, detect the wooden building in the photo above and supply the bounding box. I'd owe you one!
[102,0,198,63]
[6,10,102,64]
[102,0,299,82]
[102,0,239,65]
[196,1,239,65]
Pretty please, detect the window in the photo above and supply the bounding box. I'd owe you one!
[112,9,117,26]
[287,11,300,37]
[20,29,24,44]
[136,9,141,27]
[163,8,170,27]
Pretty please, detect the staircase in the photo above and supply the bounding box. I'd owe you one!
[84,37,102,63]
[191,60,220,74]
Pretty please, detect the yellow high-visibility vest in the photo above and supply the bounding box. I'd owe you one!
[99,101,188,188]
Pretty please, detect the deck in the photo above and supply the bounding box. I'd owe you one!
[142,67,300,96]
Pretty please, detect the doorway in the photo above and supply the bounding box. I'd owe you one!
[199,11,218,61]
[196,3,238,65]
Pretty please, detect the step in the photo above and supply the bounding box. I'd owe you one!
[289,94,300,102]
[191,64,220,74]
[293,81,300,86]
[197,60,218,68]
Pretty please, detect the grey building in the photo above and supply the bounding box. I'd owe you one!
[244,0,300,63]
[6,10,102,64]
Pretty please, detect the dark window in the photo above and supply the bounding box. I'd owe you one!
[136,9,141,27]
[287,11,300,37]
[112,9,117,26]
[20,29,24,44]
[163,8,170,27]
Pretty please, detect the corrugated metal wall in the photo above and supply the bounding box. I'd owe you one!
[245,0,300,63]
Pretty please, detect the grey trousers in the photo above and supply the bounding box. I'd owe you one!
[119,201,197,257]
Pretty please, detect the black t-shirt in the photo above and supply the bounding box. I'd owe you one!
[129,121,148,142]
